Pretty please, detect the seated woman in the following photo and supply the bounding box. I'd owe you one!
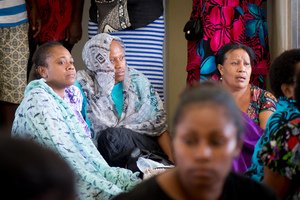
[246,49,300,182]
[12,41,141,200]
[260,71,300,200]
[76,33,174,168]
[112,83,278,200]
[215,43,277,173]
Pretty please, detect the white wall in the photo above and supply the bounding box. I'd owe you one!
[71,0,91,70]
[165,0,192,133]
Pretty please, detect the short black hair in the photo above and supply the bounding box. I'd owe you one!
[269,49,300,98]
[215,43,255,66]
[0,137,75,200]
[173,81,244,139]
[32,41,63,79]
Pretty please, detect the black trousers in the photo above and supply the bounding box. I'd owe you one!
[97,127,166,168]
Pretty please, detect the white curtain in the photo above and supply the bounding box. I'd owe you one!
[267,0,291,64]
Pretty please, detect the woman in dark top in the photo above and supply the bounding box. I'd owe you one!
[112,83,278,200]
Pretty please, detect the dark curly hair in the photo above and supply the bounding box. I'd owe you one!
[32,41,64,79]
[269,49,300,98]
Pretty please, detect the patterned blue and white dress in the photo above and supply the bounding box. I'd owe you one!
[12,79,141,200]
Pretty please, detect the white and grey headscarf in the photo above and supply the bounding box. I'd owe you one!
[77,33,167,145]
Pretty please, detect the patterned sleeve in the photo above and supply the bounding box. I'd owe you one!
[260,119,300,180]
[127,67,168,136]
[260,90,277,112]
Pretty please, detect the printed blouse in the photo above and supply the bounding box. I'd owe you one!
[245,97,299,182]
[261,118,300,200]
[246,84,277,126]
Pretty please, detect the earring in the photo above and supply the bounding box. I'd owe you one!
[220,76,222,81]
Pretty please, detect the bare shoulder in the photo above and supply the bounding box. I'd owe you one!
[157,169,185,200]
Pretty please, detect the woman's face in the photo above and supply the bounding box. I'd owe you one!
[287,62,300,99]
[217,49,252,90]
[173,102,242,188]
[110,40,126,85]
[39,45,76,91]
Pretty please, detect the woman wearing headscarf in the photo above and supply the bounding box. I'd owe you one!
[76,33,174,168]
[186,0,270,90]
[12,41,141,200]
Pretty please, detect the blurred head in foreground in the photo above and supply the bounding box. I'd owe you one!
[0,137,75,200]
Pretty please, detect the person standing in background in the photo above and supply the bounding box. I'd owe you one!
[0,0,41,134]
[215,42,276,173]
[187,0,269,89]
[26,0,84,81]
[12,41,141,199]
[88,0,166,100]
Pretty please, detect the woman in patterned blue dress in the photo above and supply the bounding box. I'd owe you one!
[260,71,300,200]
[246,49,300,182]
[11,41,141,200]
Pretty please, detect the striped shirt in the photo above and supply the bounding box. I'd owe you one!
[88,15,165,101]
[0,0,28,27]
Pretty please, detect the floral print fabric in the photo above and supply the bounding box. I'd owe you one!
[233,112,264,173]
[187,0,270,89]
[245,97,300,182]
[260,118,300,200]
[12,79,141,200]
[64,85,91,137]
[246,84,277,125]
[27,0,73,42]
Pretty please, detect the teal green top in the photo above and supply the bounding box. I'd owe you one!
[111,82,123,117]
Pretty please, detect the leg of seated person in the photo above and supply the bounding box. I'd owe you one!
[97,127,163,168]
